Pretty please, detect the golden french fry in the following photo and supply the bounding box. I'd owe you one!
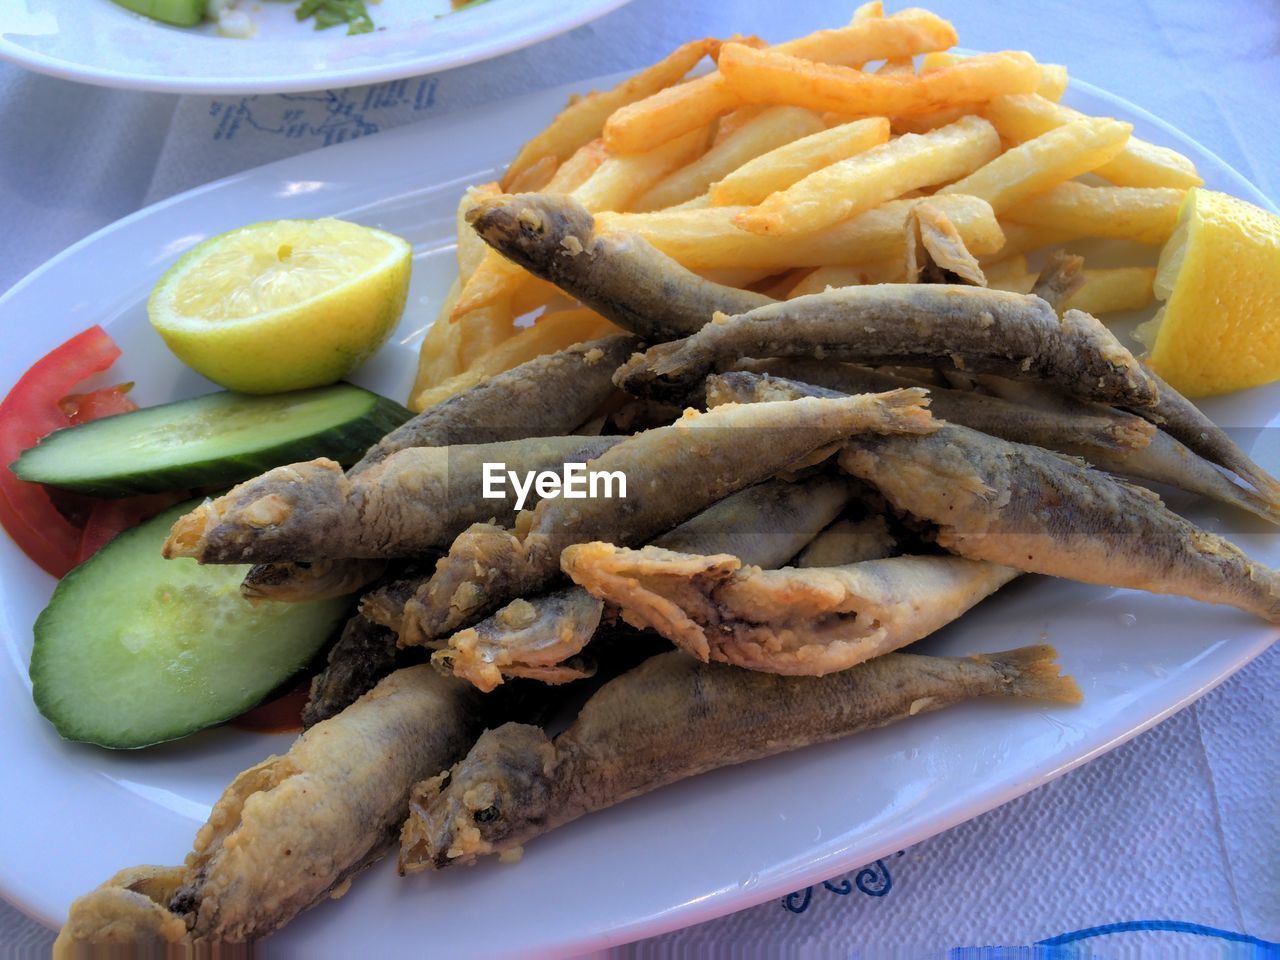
[877,57,915,76]
[719,44,1039,116]
[981,252,1029,286]
[455,302,519,370]
[939,117,1132,213]
[633,106,825,212]
[1001,181,1184,245]
[985,270,1037,295]
[411,281,467,404]
[988,221,1082,259]
[603,10,958,154]
[548,138,610,192]
[851,1,883,22]
[502,38,717,187]
[711,117,890,206]
[572,124,714,211]
[922,51,1066,102]
[504,155,558,194]
[1061,267,1157,315]
[786,261,904,298]
[735,115,999,235]
[712,105,768,146]
[594,194,1003,271]
[983,93,1203,189]
[412,309,619,411]
[456,183,501,280]
[508,277,571,319]
[891,103,981,135]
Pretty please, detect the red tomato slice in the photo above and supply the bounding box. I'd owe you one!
[229,681,310,734]
[73,491,188,566]
[59,383,138,425]
[0,326,122,577]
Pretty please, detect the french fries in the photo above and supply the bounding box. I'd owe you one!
[412,309,619,411]
[603,9,959,154]
[1061,267,1157,315]
[1001,181,1184,245]
[417,6,1199,409]
[734,115,1000,235]
[594,194,1004,271]
[502,38,716,188]
[633,107,824,212]
[718,44,1040,116]
[983,93,1203,189]
[711,117,891,206]
[939,117,1132,213]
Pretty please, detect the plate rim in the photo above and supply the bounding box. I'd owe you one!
[0,69,1276,952]
[0,0,634,94]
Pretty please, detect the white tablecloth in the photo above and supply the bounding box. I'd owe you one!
[1,1,1276,955]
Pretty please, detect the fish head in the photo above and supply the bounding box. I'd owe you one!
[465,192,595,269]
[400,723,558,872]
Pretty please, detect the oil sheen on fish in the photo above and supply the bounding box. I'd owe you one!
[466,192,771,341]
[398,646,1080,871]
[382,392,937,644]
[614,285,1158,407]
[165,436,624,564]
[55,667,483,951]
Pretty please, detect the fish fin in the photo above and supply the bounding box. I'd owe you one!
[969,644,1083,704]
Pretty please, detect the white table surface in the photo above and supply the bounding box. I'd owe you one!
[0,1,1276,955]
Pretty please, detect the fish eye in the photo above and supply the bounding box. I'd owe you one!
[473,804,499,824]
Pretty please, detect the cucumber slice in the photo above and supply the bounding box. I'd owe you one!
[111,0,206,27]
[30,500,350,749]
[13,384,410,496]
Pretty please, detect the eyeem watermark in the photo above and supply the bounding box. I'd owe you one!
[483,462,627,511]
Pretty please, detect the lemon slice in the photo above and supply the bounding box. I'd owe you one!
[1137,188,1280,398]
[149,219,412,394]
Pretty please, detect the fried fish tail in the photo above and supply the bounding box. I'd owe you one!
[614,285,1157,406]
[1140,370,1280,507]
[400,646,1080,870]
[562,542,1018,674]
[398,391,937,641]
[466,192,771,341]
[57,667,483,949]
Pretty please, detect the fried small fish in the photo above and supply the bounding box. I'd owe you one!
[431,476,853,689]
[723,360,1155,453]
[466,192,771,341]
[165,436,624,564]
[55,667,483,951]
[301,613,401,728]
[795,515,898,567]
[246,334,636,601]
[1030,251,1085,309]
[386,391,937,644]
[562,543,1018,674]
[399,646,1080,871]
[615,285,1158,407]
[836,423,1280,622]
[905,201,987,286]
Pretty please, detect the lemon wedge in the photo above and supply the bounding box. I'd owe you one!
[1138,188,1280,398]
[149,219,411,393]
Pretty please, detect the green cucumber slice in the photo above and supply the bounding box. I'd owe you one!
[111,0,206,27]
[13,383,410,496]
[30,500,350,749]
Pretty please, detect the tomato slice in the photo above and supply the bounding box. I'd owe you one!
[229,680,310,734]
[0,327,122,577]
[73,491,188,567]
[59,383,138,425]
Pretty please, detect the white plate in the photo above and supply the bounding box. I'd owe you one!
[0,0,632,94]
[1,72,1277,958]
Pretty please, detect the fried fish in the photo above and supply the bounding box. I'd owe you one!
[399,646,1080,871]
